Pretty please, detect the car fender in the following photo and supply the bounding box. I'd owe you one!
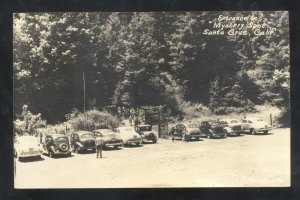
[139,132,145,137]
[223,127,232,133]
[148,132,155,137]
[184,131,190,136]
[75,142,84,148]
[249,124,259,131]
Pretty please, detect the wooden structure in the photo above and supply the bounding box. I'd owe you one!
[137,105,168,138]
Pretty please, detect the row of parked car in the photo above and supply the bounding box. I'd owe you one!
[14,125,158,160]
[169,117,272,141]
[14,117,271,161]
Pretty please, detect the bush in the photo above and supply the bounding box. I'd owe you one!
[33,119,47,129]
[68,116,96,132]
[178,102,212,120]
[85,109,120,129]
[37,123,69,136]
[14,107,47,136]
[276,108,290,127]
[14,120,26,136]
[66,109,120,131]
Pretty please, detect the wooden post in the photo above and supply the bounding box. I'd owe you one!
[83,72,86,113]
[158,110,161,138]
[270,114,272,127]
[83,72,87,131]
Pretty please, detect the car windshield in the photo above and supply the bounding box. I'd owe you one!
[187,124,197,128]
[139,126,151,131]
[80,133,94,138]
[56,137,68,142]
[230,120,238,123]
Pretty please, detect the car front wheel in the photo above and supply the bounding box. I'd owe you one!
[207,134,212,139]
[250,129,256,135]
[149,134,157,143]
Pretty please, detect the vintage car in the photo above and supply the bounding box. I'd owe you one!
[69,131,96,153]
[241,117,271,135]
[199,121,226,139]
[220,118,243,136]
[40,134,71,158]
[93,129,123,149]
[135,124,157,143]
[115,126,143,146]
[169,123,201,141]
[14,136,43,161]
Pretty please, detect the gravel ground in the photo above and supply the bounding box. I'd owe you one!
[14,128,290,188]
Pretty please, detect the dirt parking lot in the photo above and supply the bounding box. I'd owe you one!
[14,128,290,188]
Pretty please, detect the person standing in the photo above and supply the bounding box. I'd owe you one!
[182,131,187,142]
[117,107,122,118]
[130,108,135,122]
[95,134,104,159]
[169,127,175,142]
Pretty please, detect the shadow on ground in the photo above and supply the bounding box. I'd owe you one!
[17,156,45,162]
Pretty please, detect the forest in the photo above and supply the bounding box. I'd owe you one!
[13,11,290,125]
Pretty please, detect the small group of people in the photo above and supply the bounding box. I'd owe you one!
[117,106,131,119]
[123,107,139,126]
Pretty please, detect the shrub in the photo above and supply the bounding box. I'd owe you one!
[85,109,120,129]
[66,108,120,131]
[68,116,96,132]
[37,123,69,136]
[65,108,81,120]
[275,108,290,127]
[178,102,212,120]
[33,119,47,129]
[14,120,26,136]
[14,106,47,136]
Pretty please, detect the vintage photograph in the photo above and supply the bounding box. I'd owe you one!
[13,11,290,188]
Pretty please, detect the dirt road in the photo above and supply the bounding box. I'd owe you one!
[15,128,290,188]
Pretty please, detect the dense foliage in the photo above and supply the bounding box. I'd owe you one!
[13,12,289,124]
[66,108,120,131]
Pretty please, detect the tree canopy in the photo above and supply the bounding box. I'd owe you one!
[13,11,290,123]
